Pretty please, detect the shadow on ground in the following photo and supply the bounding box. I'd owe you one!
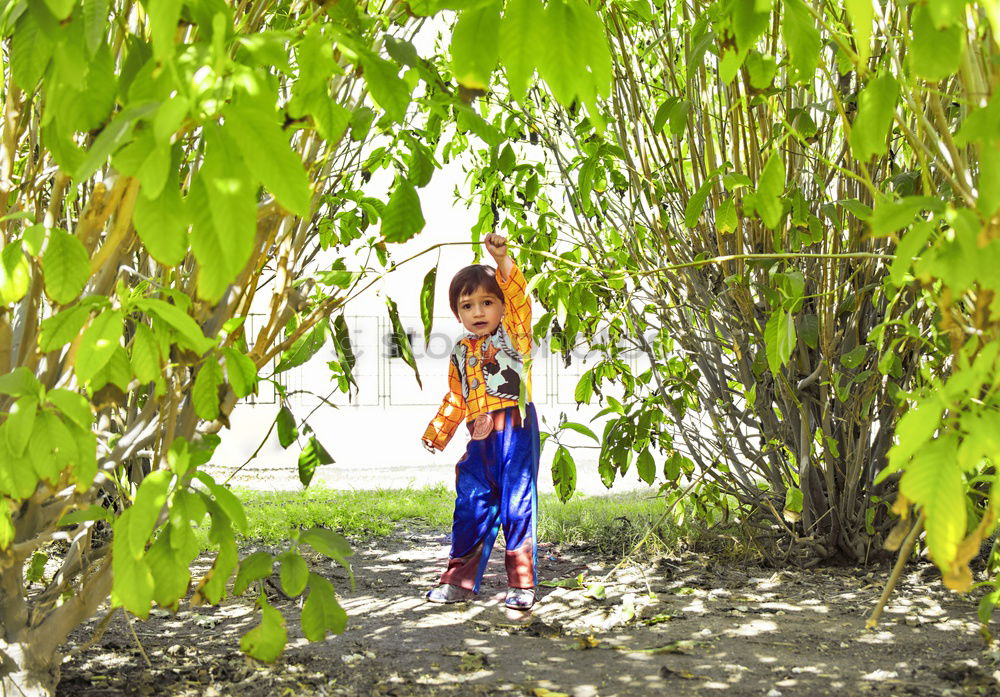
[58,530,996,697]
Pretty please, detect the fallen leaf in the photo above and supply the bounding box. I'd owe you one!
[533,689,570,697]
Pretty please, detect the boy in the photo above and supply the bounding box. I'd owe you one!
[421,232,540,611]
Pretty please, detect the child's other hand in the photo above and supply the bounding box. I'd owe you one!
[422,439,436,453]
[484,233,508,261]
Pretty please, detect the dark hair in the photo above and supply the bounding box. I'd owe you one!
[449,264,504,316]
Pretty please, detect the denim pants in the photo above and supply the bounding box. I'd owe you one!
[439,404,540,592]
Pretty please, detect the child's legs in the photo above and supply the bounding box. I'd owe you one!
[498,405,541,589]
[440,440,502,593]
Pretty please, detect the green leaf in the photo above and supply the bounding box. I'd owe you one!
[38,304,90,353]
[70,427,97,492]
[0,435,37,500]
[360,53,411,122]
[899,435,965,569]
[11,10,54,90]
[499,0,543,100]
[909,3,964,82]
[539,573,585,589]
[90,345,131,391]
[26,410,77,482]
[146,531,193,607]
[332,314,357,391]
[732,0,770,53]
[745,50,777,90]
[298,436,334,488]
[129,323,161,384]
[451,0,501,89]
[83,0,110,54]
[276,406,298,449]
[58,505,114,526]
[135,298,215,355]
[783,487,804,514]
[381,180,425,243]
[782,0,820,83]
[127,470,172,560]
[764,309,795,375]
[44,0,75,19]
[223,347,258,398]
[111,513,155,618]
[299,527,353,571]
[240,596,287,662]
[192,359,223,421]
[798,314,819,349]
[46,389,93,430]
[275,318,329,373]
[195,472,249,533]
[845,0,874,65]
[574,369,594,405]
[536,0,578,106]
[188,124,256,303]
[0,368,43,399]
[567,0,611,99]
[134,179,189,267]
[42,229,90,305]
[635,448,655,485]
[0,242,31,305]
[225,93,311,218]
[301,573,347,641]
[420,267,437,347]
[756,152,786,229]
[849,73,899,161]
[278,551,309,597]
[684,178,714,228]
[551,445,577,503]
[978,143,1000,218]
[561,420,599,442]
[885,394,945,475]
[5,397,38,457]
[386,296,422,388]
[234,551,274,595]
[75,309,123,384]
[715,197,737,234]
[869,195,943,237]
[74,101,159,182]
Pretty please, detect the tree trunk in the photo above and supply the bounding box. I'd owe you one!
[0,559,112,697]
[0,640,61,697]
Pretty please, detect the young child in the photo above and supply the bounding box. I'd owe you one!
[421,232,540,611]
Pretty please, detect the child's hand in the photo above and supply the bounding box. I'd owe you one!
[422,439,436,453]
[484,233,508,261]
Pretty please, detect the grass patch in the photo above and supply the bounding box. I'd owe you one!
[538,490,674,556]
[235,485,456,544]
[221,485,675,558]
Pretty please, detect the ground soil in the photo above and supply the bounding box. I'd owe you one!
[57,530,999,697]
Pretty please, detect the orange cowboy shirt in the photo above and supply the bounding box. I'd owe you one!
[422,262,533,451]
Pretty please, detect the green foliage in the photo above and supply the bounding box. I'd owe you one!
[455,0,1000,592]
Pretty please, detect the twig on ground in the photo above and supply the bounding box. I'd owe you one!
[867,511,925,628]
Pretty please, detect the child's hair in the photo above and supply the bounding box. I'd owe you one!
[449,264,504,316]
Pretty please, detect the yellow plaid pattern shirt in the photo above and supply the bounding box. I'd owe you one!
[422,262,533,451]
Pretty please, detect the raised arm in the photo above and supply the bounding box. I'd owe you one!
[485,233,531,355]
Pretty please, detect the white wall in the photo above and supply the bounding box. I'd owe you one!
[212,163,656,494]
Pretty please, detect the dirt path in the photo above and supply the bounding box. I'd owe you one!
[59,530,995,697]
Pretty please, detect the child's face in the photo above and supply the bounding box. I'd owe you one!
[456,286,504,337]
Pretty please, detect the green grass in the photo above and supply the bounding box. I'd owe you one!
[227,485,676,557]
[235,484,456,543]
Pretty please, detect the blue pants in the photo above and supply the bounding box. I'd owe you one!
[439,404,540,592]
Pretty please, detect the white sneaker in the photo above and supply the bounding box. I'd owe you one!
[426,584,475,604]
[504,587,535,610]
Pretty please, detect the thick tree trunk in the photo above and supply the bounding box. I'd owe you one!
[0,640,61,697]
[0,559,112,697]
